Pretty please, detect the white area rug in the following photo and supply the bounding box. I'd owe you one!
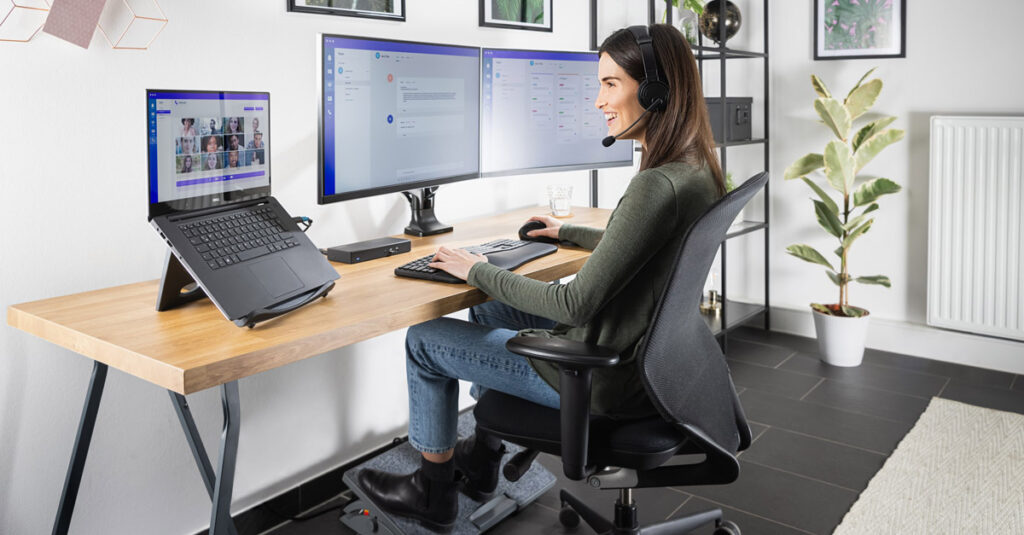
[833,397,1024,534]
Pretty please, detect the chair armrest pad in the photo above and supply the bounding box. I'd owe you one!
[506,336,620,368]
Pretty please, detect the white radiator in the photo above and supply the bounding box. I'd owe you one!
[928,116,1024,341]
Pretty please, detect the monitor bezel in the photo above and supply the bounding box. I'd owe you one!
[317,33,482,205]
[479,46,635,178]
[147,89,271,220]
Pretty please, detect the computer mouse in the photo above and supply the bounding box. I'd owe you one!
[518,220,559,244]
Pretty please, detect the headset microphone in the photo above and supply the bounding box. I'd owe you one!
[601,98,663,147]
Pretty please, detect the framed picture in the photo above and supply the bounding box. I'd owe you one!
[814,0,905,60]
[287,0,405,22]
[480,0,553,32]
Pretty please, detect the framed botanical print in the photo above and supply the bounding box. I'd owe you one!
[287,0,405,22]
[815,0,905,60]
[480,0,553,32]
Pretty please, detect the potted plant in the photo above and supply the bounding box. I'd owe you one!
[783,68,904,367]
[663,0,705,45]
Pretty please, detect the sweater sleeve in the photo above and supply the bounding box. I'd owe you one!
[467,170,679,326]
[557,223,604,251]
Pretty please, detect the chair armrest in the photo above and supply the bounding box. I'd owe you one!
[505,336,619,368]
[505,336,619,480]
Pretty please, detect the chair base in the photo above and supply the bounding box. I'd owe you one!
[558,488,737,535]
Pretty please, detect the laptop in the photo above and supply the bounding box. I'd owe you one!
[146,89,338,327]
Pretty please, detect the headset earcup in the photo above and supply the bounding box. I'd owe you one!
[638,80,669,111]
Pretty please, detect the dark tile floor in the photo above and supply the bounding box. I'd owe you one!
[270,327,1024,535]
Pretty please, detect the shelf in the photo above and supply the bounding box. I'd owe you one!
[703,300,767,336]
[725,220,766,240]
[693,47,767,60]
[638,139,767,152]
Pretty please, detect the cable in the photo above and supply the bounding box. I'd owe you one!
[259,490,355,523]
[292,216,313,233]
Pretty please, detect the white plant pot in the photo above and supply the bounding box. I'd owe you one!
[811,306,870,367]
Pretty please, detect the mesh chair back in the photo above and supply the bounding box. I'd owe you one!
[636,172,767,454]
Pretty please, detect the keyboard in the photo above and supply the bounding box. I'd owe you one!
[178,206,298,270]
[395,239,558,283]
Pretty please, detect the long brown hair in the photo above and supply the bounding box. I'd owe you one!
[599,24,725,196]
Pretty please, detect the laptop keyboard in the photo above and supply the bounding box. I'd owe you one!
[178,206,299,270]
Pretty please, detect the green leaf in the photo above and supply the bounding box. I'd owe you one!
[845,67,877,101]
[802,177,839,215]
[814,98,851,141]
[842,219,874,249]
[853,178,902,206]
[856,275,892,288]
[843,203,878,232]
[841,305,868,317]
[810,303,834,315]
[784,153,825,180]
[852,116,897,152]
[844,79,882,120]
[827,270,841,286]
[823,140,856,195]
[811,74,832,98]
[854,129,905,173]
[786,244,835,271]
[834,245,844,258]
[815,200,844,238]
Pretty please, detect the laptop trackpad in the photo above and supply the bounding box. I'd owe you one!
[249,257,303,298]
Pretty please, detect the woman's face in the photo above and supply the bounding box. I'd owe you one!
[595,53,646,145]
[229,117,239,131]
[182,136,194,152]
[205,137,218,152]
[252,118,259,131]
[206,154,218,169]
[183,156,192,171]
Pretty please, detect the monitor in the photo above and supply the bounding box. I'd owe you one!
[147,90,270,219]
[481,48,633,176]
[319,34,480,204]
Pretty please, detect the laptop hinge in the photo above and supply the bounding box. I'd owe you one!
[167,198,267,222]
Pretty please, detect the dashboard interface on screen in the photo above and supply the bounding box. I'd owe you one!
[321,35,480,200]
[481,49,633,175]
[148,91,270,205]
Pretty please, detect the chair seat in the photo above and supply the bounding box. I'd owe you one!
[474,391,695,471]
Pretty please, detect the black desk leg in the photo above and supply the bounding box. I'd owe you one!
[170,391,239,535]
[210,381,241,535]
[53,361,108,535]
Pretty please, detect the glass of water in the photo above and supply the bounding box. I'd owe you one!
[547,185,573,217]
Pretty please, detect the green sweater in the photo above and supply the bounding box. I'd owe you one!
[467,161,720,417]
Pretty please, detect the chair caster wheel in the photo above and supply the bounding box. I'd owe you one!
[559,504,580,529]
[713,519,740,535]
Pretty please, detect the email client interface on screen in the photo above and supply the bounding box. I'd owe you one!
[322,36,480,199]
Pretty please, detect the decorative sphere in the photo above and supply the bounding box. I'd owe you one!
[699,0,742,44]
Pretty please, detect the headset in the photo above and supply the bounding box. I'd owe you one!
[627,25,669,111]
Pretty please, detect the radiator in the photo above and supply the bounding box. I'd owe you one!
[928,116,1024,341]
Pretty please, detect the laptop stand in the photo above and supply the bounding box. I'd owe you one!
[341,411,555,534]
[156,249,207,312]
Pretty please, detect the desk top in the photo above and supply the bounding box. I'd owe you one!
[7,206,609,394]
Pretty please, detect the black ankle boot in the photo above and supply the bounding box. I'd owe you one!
[453,434,506,500]
[356,457,459,532]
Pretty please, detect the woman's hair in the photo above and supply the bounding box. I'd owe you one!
[599,24,725,196]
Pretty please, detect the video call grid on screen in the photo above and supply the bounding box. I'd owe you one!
[321,35,480,201]
[148,91,270,205]
[481,49,633,175]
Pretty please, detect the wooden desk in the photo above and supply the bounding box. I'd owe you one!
[7,205,609,534]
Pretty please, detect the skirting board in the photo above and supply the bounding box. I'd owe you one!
[766,305,1024,375]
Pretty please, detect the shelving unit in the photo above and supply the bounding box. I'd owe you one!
[589,0,771,350]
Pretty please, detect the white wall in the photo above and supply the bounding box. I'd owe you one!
[0,2,640,533]
[739,0,1024,371]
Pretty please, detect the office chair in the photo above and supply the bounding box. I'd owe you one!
[472,172,769,534]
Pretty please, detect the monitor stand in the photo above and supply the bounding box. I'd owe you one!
[156,250,206,311]
[402,186,452,237]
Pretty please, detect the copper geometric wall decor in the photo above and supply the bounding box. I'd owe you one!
[97,0,166,50]
[0,0,50,43]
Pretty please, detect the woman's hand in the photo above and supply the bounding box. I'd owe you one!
[525,215,563,240]
[428,246,488,281]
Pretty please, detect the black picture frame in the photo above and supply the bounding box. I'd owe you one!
[479,0,553,32]
[287,0,405,22]
[814,0,905,60]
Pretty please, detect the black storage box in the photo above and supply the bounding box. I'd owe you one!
[705,97,752,143]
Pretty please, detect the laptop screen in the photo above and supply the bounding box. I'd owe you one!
[147,90,271,219]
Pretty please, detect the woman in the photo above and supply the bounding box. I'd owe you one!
[358,24,725,531]
[180,118,197,137]
[225,116,242,134]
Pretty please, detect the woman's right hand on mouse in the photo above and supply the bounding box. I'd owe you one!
[526,215,563,240]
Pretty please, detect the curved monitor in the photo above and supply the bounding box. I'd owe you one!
[319,34,481,204]
[481,48,633,176]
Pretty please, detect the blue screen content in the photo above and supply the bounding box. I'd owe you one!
[322,37,480,198]
[481,49,633,174]
[148,91,270,204]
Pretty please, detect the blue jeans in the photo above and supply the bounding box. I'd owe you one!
[405,300,560,454]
